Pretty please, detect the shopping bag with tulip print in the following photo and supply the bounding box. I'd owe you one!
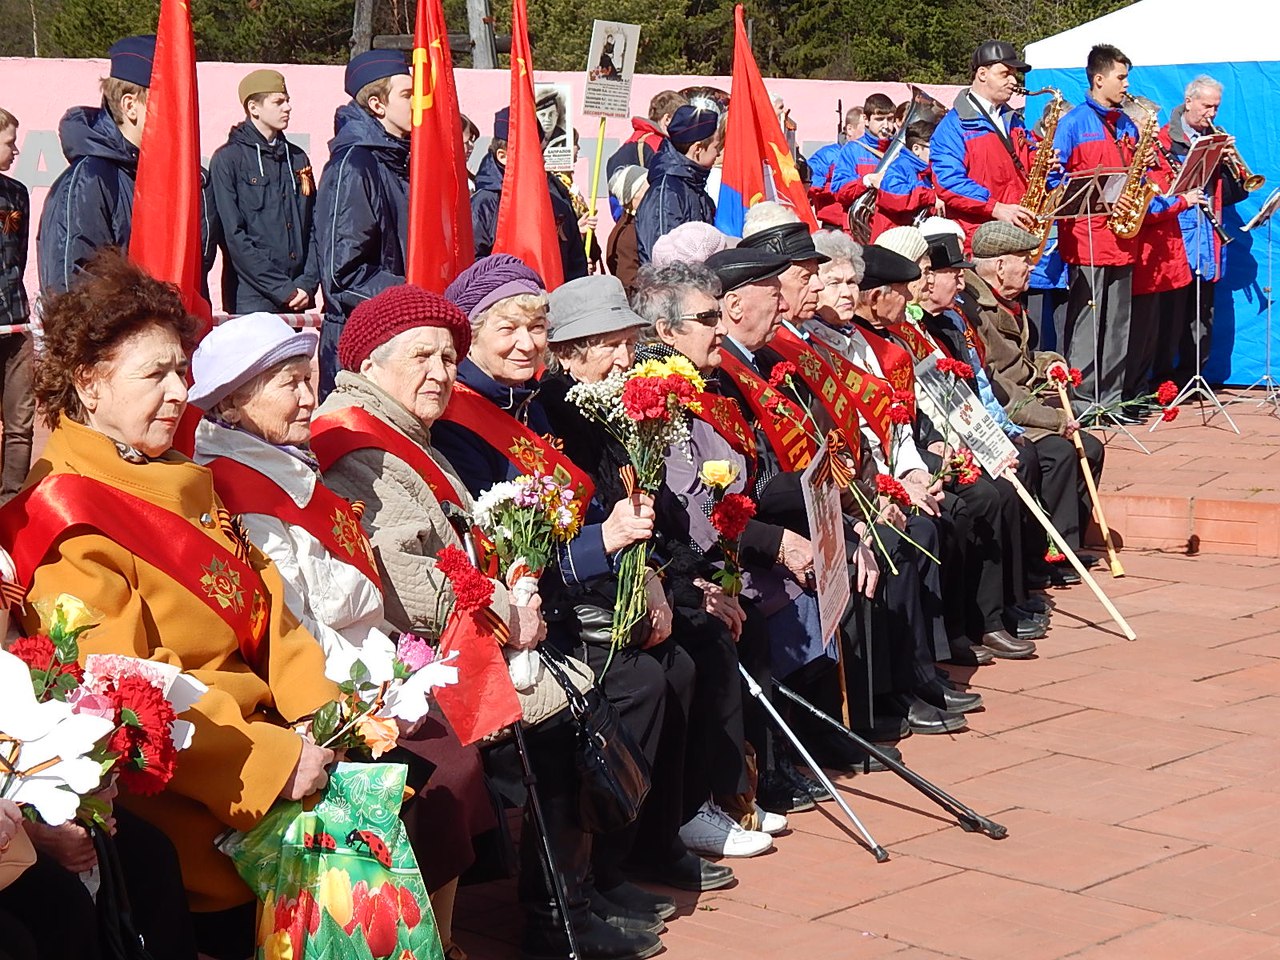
[221,761,444,960]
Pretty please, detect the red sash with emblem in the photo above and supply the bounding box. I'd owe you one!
[205,456,383,592]
[717,354,818,472]
[438,384,596,503]
[855,321,918,405]
[690,390,757,461]
[310,407,464,510]
[802,333,898,453]
[769,328,864,467]
[884,316,948,363]
[0,474,271,670]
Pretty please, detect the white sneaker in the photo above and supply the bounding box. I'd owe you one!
[753,803,788,836]
[678,801,773,858]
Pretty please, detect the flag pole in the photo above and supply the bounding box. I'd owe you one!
[583,114,608,258]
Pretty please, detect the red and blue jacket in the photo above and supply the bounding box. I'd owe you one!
[1132,137,1191,296]
[830,129,887,203]
[931,90,1034,249]
[871,149,935,239]
[808,141,842,193]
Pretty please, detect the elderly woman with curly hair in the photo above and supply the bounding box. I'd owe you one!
[0,249,336,959]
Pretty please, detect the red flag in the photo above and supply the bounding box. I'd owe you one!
[432,610,523,745]
[130,0,210,325]
[406,0,475,291]
[493,0,563,288]
[715,4,818,236]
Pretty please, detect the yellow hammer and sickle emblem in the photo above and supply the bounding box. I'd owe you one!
[412,43,439,127]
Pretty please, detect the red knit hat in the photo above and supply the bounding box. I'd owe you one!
[337,284,472,371]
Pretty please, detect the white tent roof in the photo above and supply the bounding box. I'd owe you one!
[1025,0,1280,70]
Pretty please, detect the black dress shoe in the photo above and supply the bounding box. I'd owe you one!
[629,852,735,892]
[850,715,911,742]
[892,694,969,734]
[780,758,833,802]
[598,882,677,922]
[917,679,985,714]
[1009,603,1051,626]
[1008,618,1047,640]
[523,912,662,960]
[1080,553,1102,569]
[1049,565,1082,587]
[980,630,1037,659]
[1018,595,1053,615]
[756,773,816,814]
[589,889,664,935]
[944,640,995,667]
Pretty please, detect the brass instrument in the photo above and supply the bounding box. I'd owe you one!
[1207,121,1266,192]
[1108,95,1162,239]
[1016,86,1068,262]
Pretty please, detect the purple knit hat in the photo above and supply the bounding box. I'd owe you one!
[444,254,546,322]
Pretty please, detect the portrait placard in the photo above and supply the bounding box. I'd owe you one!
[801,441,852,646]
[583,21,641,119]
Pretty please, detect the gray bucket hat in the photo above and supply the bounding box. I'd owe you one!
[547,275,646,344]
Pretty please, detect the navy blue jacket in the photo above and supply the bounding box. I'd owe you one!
[0,174,29,326]
[210,120,318,312]
[633,141,716,264]
[469,152,589,281]
[315,103,409,324]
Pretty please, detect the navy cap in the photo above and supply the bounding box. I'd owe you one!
[667,104,720,148]
[493,106,546,144]
[344,49,410,99]
[738,221,830,265]
[861,245,922,288]
[705,248,791,293]
[108,35,156,87]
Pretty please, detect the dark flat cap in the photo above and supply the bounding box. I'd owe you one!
[861,245,922,288]
[345,50,410,98]
[109,35,155,87]
[705,248,791,293]
[925,234,974,271]
[738,221,830,265]
[971,220,1040,258]
[971,39,1030,73]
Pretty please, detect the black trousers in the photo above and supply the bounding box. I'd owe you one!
[1154,280,1216,385]
[1033,432,1105,552]
[737,599,777,774]
[875,515,945,687]
[942,476,1010,636]
[1126,291,1161,400]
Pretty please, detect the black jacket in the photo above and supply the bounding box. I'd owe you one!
[633,141,716,264]
[0,174,29,325]
[210,120,318,312]
[315,103,409,324]
[469,152,589,281]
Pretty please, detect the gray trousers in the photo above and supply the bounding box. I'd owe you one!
[1059,263,1133,412]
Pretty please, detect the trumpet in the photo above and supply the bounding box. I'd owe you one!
[1207,121,1266,192]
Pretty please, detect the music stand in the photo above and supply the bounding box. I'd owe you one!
[1232,186,1280,413]
[1150,141,1240,435]
[1054,167,1152,452]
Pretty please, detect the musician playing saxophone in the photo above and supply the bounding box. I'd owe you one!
[1154,75,1250,385]
[870,119,943,240]
[1048,44,1193,416]
[931,40,1044,250]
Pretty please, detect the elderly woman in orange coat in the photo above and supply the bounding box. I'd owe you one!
[1,250,337,959]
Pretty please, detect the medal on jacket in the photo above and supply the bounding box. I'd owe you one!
[0,209,20,235]
[296,166,315,197]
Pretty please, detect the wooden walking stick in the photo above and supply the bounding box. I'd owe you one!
[1055,381,1125,577]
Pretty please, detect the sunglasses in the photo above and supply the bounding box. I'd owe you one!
[679,308,723,327]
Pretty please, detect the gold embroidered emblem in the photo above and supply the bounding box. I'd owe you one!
[510,436,547,473]
[797,352,824,381]
[332,506,363,558]
[200,557,245,612]
[889,367,911,391]
[248,591,268,640]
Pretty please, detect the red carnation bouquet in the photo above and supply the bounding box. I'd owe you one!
[699,461,757,597]
[875,474,912,510]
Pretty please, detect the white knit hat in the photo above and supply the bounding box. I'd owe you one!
[874,226,929,264]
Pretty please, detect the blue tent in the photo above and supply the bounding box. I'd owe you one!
[1024,0,1280,385]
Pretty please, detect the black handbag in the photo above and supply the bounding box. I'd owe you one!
[91,825,154,960]
[540,652,652,834]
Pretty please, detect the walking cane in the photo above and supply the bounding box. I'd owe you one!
[444,504,581,957]
[773,682,1008,840]
[737,663,889,862]
[1055,381,1125,577]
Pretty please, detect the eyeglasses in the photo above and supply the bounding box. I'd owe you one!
[678,308,723,327]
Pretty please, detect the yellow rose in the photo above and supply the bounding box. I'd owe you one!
[355,713,401,759]
[316,868,354,929]
[263,930,293,960]
[699,461,738,490]
[52,593,96,636]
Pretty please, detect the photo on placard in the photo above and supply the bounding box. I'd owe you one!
[536,82,574,172]
[583,21,642,118]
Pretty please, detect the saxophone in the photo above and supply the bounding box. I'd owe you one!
[1107,95,1162,239]
[1018,86,1068,262]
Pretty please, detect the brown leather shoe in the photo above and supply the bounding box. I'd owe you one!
[981,630,1037,659]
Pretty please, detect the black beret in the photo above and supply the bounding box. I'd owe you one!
[738,221,830,265]
[861,245,922,288]
[705,248,791,293]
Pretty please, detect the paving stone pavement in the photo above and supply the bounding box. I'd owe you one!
[454,549,1280,959]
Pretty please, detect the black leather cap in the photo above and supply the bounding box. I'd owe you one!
[705,248,792,293]
[737,221,830,265]
[924,234,974,271]
[861,245,922,288]
[971,39,1030,74]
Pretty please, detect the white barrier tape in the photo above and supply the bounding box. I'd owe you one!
[214,312,324,330]
[0,325,31,336]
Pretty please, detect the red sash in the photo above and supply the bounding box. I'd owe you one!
[884,316,947,363]
[803,334,897,453]
[438,384,596,503]
[769,328,864,468]
[0,474,270,669]
[310,407,464,510]
[690,390,757,461]
[856,322,917,406]
[718,354,818,472]
[205,456,383,592]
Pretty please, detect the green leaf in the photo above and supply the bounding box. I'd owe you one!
[120,706,141,728]
[350,659,371,686]
[311,700,342,745]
